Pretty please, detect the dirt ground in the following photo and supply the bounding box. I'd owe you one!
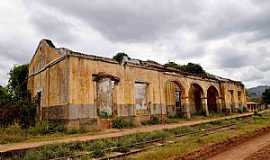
[208,131,270,160]
[244,144,270,160]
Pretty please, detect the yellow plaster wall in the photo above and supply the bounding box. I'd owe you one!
[28,41,68,108]
[67,56,246,111]
[28,41,247,118]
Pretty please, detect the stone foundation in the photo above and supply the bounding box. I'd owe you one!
[41,103,231,129]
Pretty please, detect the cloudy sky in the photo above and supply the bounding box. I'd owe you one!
[1,0,270,88]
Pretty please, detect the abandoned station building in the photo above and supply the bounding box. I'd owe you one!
[28,39,247,129]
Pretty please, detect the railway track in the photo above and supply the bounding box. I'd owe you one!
[3,111,264,160]
[50,123,237,160]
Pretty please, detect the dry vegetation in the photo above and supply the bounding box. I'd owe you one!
[3,111,270,160]
[127,112,270,160]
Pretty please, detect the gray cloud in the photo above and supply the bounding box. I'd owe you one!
[257,60,270,71]
[173,45,206,60]
[0,40,31,63]
[213,47,250,68]
[0,0,270,88]
[30,13,75,43]
[240,67,264,82]
[194,1,270,42]
[25,2,77,43]
[27,0,270,43]
[25,0,202,42]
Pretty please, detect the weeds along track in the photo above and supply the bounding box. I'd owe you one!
[3,112,265,160]
[49,123,238,160]
[99,123,237,160]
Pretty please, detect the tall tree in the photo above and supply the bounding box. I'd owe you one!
[1,64,36,128]
[0,85,10,105]
[262,88,270,104]
[7,64,29,101]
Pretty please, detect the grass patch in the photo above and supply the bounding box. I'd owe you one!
[22,144,72,160]
[0,123,27,144]
[127,112,270,160]
[165,114,186,124]
[0,121,88,144]
[16,113,270,160]
[4,111,270,160]
[0,112,248,144]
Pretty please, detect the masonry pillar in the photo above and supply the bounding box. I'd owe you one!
[217,97,223,113]
[182,97,191,119]
[201,97,209,116]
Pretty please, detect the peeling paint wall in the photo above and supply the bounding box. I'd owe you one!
[28,40,247,128]
[28,40,68,120]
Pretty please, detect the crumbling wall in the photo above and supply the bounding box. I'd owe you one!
[28,41,69,121]
[28,40,247,129]
[221,82,246,112]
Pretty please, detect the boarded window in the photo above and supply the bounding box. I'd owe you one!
[96,78,115,117]
[135,83,148,112]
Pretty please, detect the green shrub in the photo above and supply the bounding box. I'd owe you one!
[65,127,88,134]
[28,121,65,135]
[116,136,137,152]
[167,126,195,135]
[142,116,161,125]
[23,145,71,160]
[112,117,134,129]
[87,140,107,158]
[147,131,170,141]
[19,101,36,128]
[237,107,244,113]
[99,111,112,119]
[28,121,50,135]
[112,52,130,63]
[23,150,42,160]
[243,106,248,112]
[150,116,161,124]
[166,114,185,123]
[167,113,184,119]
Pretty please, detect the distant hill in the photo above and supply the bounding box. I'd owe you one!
[247,85,270,98]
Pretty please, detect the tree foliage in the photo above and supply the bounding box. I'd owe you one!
[0,85,10,105]
[113,52,130,63]
[262,88,270,104]
[164,62,181,69]
[0,64,36,128]
[7,64,29,101]
[181,63,206,74]
[164,62,206,75]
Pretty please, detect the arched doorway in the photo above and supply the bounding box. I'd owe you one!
[189,83,204,115]
[207,86,219,113]
[165,81,184,117]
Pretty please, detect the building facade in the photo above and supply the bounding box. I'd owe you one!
[28,40,247,129]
